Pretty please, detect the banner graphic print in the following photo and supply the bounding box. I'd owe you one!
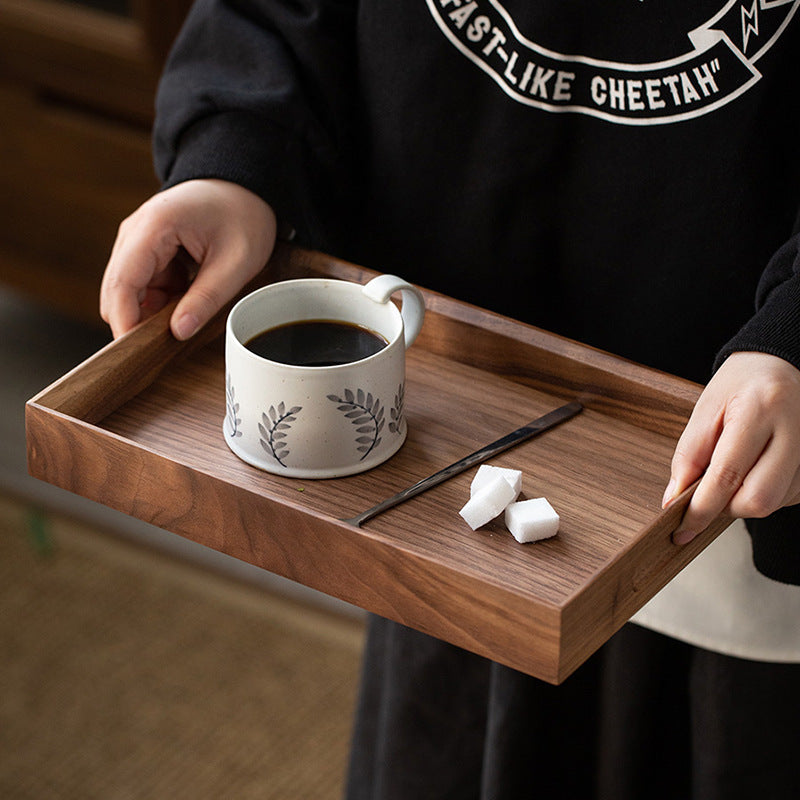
[427,0,798,124]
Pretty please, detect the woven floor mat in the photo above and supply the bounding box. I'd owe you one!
[0,494,365,800]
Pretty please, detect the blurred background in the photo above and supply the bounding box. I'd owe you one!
[0,2,365,797]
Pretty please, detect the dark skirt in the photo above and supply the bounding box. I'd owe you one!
[345,616,800,800]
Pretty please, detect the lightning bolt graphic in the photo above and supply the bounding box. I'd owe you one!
[741,0,760,51]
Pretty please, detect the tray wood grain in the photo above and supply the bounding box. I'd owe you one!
[26,243,729,683]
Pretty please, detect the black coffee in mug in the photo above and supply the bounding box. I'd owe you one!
[245,319,388,367]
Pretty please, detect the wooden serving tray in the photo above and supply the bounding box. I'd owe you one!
[26,244,729,684]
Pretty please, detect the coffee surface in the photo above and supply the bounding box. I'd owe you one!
[245,320,388,367]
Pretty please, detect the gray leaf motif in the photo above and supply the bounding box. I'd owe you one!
[258,402,302,467]
[327,389,385,460]
[388,383,405,435]
[225,373,242,438]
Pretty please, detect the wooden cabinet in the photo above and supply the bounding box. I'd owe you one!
[0,0,192,322]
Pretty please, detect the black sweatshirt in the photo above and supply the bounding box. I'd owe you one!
[154,0,800,583]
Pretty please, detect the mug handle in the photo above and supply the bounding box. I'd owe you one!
[362,275,425,348]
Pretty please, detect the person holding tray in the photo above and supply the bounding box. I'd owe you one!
[99,1,800,797]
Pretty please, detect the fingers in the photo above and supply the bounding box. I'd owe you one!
[730,431,800,518]
[662,393,724,508]
[671,405,772,543]
[100,180,278,340]
[674,454,800,546]
[100,202,185,338]
[666,353,800,545]
[167,186,277,340]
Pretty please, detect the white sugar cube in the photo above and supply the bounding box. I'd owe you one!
[470,465,522,500]
[459,474,518,530]
[504,498,560,543]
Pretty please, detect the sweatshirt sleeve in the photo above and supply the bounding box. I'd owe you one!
[715,233,800,373]
[714,231,800,585]
[152,0,359,246]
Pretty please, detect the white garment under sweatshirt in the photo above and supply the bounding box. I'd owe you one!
[631,519,800,662]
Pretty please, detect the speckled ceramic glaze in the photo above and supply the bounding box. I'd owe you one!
[224,276,425,478]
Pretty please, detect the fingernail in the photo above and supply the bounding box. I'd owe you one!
[662,478,677,509]
[672,528,696,546]
[173,312,200,340]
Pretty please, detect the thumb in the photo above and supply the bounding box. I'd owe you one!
[170,285,215,341]
[169,240,275,340]
[169,191,278,340]
[169,263,243,340]
[662,400,723,508]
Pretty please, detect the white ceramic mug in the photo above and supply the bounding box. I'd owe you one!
[224,275,425,478]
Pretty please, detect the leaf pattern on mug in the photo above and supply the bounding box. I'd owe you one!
[258,402,303,466]
[328,388,385,460]
[224,372,242,438]
[388,383,405,435]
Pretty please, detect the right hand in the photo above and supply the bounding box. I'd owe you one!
[100,179,277,340]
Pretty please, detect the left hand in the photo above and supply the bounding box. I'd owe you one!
[663,351,800,544]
